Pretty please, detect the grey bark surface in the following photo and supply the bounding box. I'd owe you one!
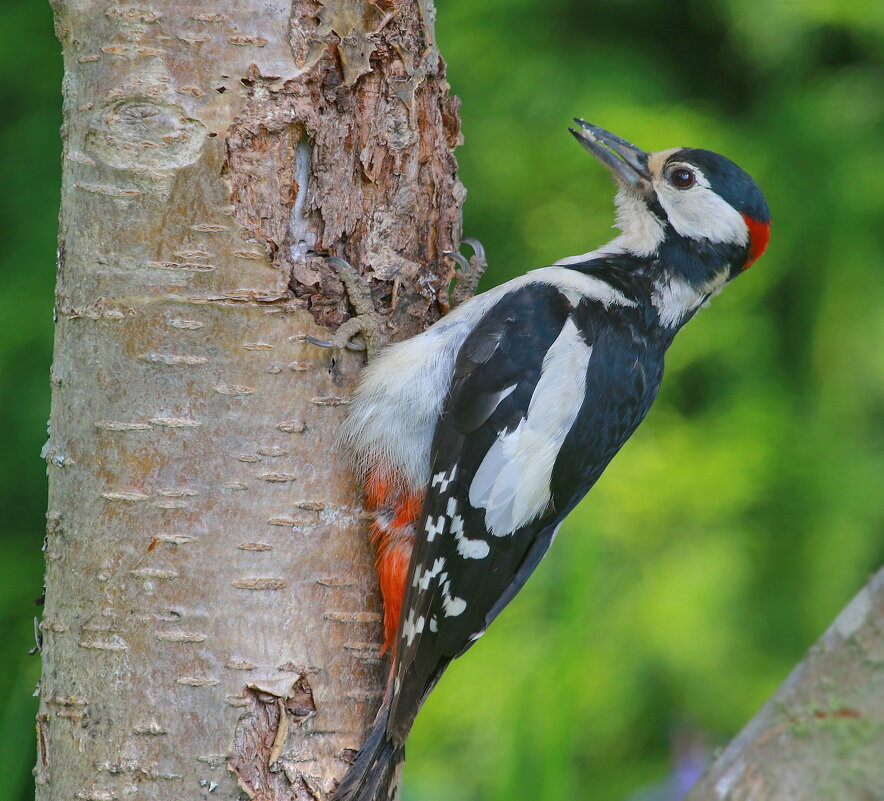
[688,568,884,801]
[38,1,463,799]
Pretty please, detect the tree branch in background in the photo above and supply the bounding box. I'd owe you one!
[688,568,884,800]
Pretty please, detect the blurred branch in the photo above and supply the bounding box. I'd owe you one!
[688,568,884,800]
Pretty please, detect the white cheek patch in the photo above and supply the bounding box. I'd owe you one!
[654,167,749,246]
[468,319,592,536]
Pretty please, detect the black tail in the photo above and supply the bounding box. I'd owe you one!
[332,700,405,801]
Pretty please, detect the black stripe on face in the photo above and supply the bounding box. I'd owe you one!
[643,189,669,225]
[657,231,748,285]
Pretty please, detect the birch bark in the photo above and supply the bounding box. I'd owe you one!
[38,1,462,799]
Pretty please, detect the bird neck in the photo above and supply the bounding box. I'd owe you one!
[558,230,749,332]
[649,231,747,329]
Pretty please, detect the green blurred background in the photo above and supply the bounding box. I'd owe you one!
[2,0,882,798]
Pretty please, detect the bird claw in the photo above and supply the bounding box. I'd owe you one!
[305,332,368,352]
[306,257,383,358]
[444,238,487,309]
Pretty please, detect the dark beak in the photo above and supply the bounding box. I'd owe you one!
[569,119,651,190]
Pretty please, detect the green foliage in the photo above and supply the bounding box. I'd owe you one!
[408,1,884,798]
[0,3,61,799]
[1,1,881,799]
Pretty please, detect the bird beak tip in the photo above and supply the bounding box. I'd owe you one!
[569,120,650,188]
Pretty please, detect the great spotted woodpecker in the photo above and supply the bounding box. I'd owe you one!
[328,120,770,801]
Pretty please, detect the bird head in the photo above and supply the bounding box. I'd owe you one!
[569,119,771,282]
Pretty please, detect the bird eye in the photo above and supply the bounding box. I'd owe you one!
[670,167,695,189]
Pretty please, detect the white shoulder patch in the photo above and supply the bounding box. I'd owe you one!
[468,318,592,536]
[527,266,637,310]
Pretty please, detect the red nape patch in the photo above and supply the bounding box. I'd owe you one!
[741,214,770,270]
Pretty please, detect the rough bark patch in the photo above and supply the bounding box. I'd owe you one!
[229,675,320,800]
[43,0,461,796]
[223,1,464,342]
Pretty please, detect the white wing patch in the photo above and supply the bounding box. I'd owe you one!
[432,466,457,491]
[440,576,467,617]
[413,556,446,590]
[468,318,592,536]
[425,515,445,542]
[405,497,487,643]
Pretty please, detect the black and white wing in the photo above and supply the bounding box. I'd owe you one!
[386,278,662,742]
[388,283,662,739]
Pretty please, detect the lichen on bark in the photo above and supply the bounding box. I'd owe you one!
[688,569,884,801]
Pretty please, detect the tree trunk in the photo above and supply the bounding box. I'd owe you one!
[687,568,884,801]
[38,2,462,799]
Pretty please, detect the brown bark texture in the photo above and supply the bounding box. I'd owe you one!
[688,568,884,801]
[38,1,463,799]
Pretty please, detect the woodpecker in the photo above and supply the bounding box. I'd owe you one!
[329,120,770,801]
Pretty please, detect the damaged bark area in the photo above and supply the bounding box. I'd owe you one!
[229,675,321,800]
[224,0,465,340]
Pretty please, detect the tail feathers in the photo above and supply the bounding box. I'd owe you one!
[332,702,405,801]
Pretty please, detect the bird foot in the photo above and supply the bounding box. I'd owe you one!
[444,238,487,309]
[305,257,383,358]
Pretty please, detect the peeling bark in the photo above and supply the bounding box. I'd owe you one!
[688,568,884,801]
[223,0,464,334]
[39,1,462,799]
[228,677,320,800]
